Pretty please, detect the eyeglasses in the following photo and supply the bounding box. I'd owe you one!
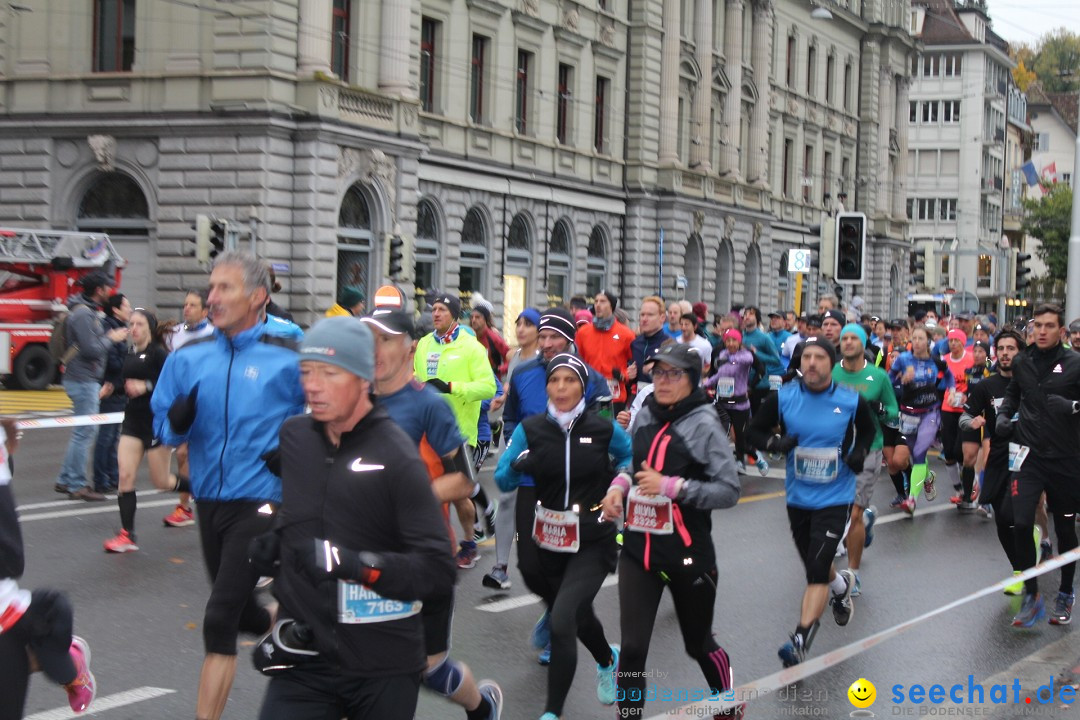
[651,367,687,381]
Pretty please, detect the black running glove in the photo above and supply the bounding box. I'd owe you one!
[304,539,382,585]
[766,434,799,454]
[168,385,199,434]
[994,412,1014,439]
[261,448,282,478]
[248,531,281,577]
[426,378,451,394]
[845,450,866,474]
[1045,394,1079,417]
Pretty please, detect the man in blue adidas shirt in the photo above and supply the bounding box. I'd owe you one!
[747,337,874,669]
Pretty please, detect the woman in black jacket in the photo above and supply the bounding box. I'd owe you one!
[91,293,130,493]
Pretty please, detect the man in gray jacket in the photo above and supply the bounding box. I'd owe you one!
[55,271,128,501]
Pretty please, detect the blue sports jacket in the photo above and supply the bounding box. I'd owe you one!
[151,319,306,504]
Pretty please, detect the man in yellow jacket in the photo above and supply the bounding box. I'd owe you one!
[325,287,365,317]
[414,292,496,568]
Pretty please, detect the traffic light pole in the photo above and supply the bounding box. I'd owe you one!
[1067,129,1080,323]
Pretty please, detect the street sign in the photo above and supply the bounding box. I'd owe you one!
[788,249,812,274]
[271,262,290,274]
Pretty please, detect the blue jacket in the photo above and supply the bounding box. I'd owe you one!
[503,356,608,440]
[477,374,504,443]
[151,321,306,504]
[742,328,784,389]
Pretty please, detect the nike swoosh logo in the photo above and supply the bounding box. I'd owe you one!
[825,531,839,538]
[350,459,386,472]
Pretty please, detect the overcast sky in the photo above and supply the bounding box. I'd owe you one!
[988,0,1080,47]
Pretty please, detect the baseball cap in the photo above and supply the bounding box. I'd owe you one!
[361,308,415,339]
[768,310,784,318]
[80,270,115,295]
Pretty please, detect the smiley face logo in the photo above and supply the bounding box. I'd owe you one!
[848,678,876,708]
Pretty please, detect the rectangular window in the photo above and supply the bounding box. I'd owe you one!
[94,0,136,72]
[917,198,935,220]
[943,100,960,122]
[922,101,938,123]
[909,101,918,123]
[826,54,835,104]
[823,150,832,196]
[420,18,438,112]
[803,144,814,202]
[1036,132,1050,152]
[594,76,609,153]
[843,64,852,111]
[516,50,532,134]
[470,35,488,123]
[786,36,796,88]
[906,198,914,220]
[939,198,957,220]
[911,54,919,75]
[783,138,793,198]
[841,156,850,195]
[557,63,572,145]
[331,0,350,81]
[806,46,817,97]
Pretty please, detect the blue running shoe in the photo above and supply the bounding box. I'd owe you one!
[538,642,551,665]
[863,506,876,548]
[850,574,862,598]
[778,634,806,668]
[1012,593,1045,627]
[596,644,619,705]
[539,714,559,720]
[477,680,504,720]
[531,611,551,649]
[1049,592,1074,625]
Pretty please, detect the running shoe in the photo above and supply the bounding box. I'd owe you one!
[455,541,479,569]
[924,471,937,501]
[863,506,876,548]
[1012,592,1045,627]
[538,642,552,666]
[778,633,806,668]
[596,644,619,705]
[163,504,195,527]
[735,460,746,475]
[1003,571,1024,596]
[977,504,994,520]
[831,569,856,626]
[850,574,862,598]
[756,454,770,476]
[482,565,512,590]
[1049,592,1074,625]
[539,714,558,720]
[949,494,963,505]
[532,610,551,649]
[889,493,905,509]
[65,635,96,713]
[103,529,139,553]
[477,679,504,720]
[899,497,916,516]
[958,501,978,513]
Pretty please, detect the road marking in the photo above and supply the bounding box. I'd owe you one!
[738,490,786,504]
[19,498,177,522]
[477,574,618,613]
[18,489,165,512]
[875,502,955,525]
[24,686,176,720]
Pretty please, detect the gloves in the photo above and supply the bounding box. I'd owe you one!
[1045,394,1079,417]
[261,448,282,478]
[510,449,536,474]
[426,378,451,394]
[766,434,799,454]
[168,385,199,434]
[995,412,1014,439]
[304,539,382,586]
[872,401,885,416]
[248,531,281,577]
[845,450,866,474]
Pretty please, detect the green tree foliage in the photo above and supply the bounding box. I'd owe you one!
[1030,29,1080,92]
[1021,182,1073,281]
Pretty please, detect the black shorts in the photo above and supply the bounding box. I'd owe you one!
[880,424,907,449]
[259,662,420,720]
[121,407,161,449]
[960,428,983,445]
[421,589,454,657]
[1010,453,1080,520]
[787,504,850,584]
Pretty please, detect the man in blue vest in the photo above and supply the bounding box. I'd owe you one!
[747,337,875,668]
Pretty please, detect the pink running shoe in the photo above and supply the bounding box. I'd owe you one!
[65,635,96,713]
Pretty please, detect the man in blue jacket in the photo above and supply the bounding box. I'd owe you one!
[152,252,305,720]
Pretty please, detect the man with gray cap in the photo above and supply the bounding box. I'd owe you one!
[55,270,129,501]
[1069,319,1080,352]
[249,316,457,720]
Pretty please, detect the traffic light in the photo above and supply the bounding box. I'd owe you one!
[388,233,404,278]
[834,212,866,283]
[209,219,228,260]
[194,214,212,264]
[1014,251,1031,294]
[912,244,937,289]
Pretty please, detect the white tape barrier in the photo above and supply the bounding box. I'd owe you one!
[14,412,124,430]
[649,545,1080,719]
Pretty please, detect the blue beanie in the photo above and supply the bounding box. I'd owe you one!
[517,307,541,328]
[840,323,868,348]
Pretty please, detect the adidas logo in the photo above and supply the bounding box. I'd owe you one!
[1053,364,1063,373]
[833,407,842,413]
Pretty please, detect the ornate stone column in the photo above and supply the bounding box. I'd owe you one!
[718,0,744,178]
[747,0,773,185]
[690,0,714,171]
[378,0,413,97]
[297,0,333,77]
[875,66,892,215]
[659,0,682,165]
[894,74,910,217]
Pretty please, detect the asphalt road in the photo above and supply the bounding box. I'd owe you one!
[9,426,1079,720]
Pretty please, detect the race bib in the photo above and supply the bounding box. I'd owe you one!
[899,413,921,437]
[532,504,580,553]
[947,389,965,408]
[426,352,441,378]
[716,376,735,398]
[607,378,622,400]
[793,446,840,483]
[337,581,422,624]
[624,486,673,535]
[1008,442,1030,472]
[769,375,783,391]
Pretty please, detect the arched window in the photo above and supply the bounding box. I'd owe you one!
[548,220,573,307]
[75,171,152,306]
[415,199,441,293]
[684,233,704,302]
[459,206,488,301]
[777,250,790,309]
[505,212,531,314]
[337,184,375,306]
[714,239,734,314]
[586,226,607,298]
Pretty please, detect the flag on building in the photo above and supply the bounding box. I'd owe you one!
[1041,162,1058,183]
[1021,161,1039,186]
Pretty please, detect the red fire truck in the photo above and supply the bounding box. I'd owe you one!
[0,228,125,390]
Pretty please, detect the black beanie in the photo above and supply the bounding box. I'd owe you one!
[432,292,462,319]
[600,289,618,311]
[800,336,837,365]
[546,352,589,391]
[539,307,577,342]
